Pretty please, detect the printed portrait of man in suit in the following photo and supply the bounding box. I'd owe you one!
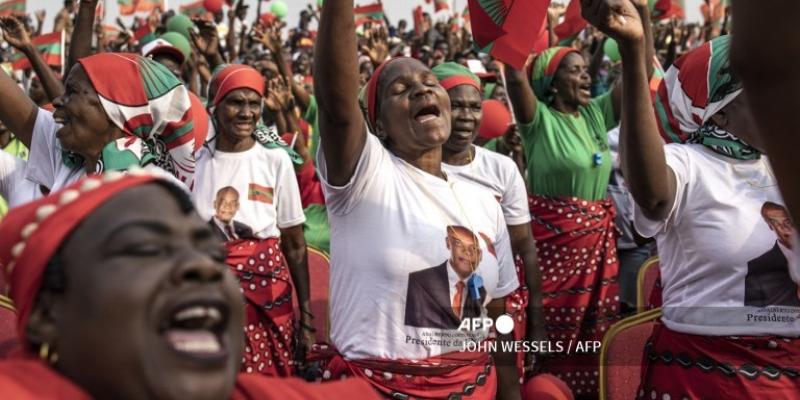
[745,202,799,307]
[209,186,254,242]
[404,225,487,329]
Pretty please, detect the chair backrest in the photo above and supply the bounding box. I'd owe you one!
[599,308,661,400]
[306,247,331,343]
[0,295,20,359]
[636,257,661,314]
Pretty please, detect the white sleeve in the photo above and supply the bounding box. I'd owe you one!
[0,150,25,200]
[24,109,65,190]
[500,157,531,225]
[632,144,691,238]
[274,151,307,229]
[491,203,520,299]
[316,133,389,216]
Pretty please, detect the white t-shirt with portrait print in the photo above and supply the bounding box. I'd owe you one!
[193,142,306,240]
[318,133,519,361]
[633,144,800,337]
[442,145,531,226]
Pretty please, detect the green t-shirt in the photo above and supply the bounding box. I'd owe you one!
[303,95,320,165]
[520,92,617,201]
[482,138,499,152]
[303,203,330,255]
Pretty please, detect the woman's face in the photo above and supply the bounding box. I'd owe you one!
[444,85,482,154]
[34,183,244,400]
[376,58,452,157]
[552,52,592,108]
[711,90,764,152]
[214,88,262,142]
[52,64,114,157]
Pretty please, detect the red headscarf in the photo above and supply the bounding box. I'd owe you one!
[0,172,159,343]
[365,57,406,131]
[208,64,265,108]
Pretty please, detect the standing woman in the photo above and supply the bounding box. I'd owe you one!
[585,0,800,398]
[193,64,314,377]
[433,62,548,378]
[314,1,521,399]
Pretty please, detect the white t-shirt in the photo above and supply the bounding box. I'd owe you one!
[0,150,40,209]
[442,146,531,226]
[193,142,306,240]
[634,144,800,337]
[318,134,519,360]
[25,108,84,193]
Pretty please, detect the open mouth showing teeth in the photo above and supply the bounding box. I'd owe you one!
[160,302,229,359]
[415,105,441,124]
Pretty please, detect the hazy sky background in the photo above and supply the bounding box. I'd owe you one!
[27,0,704,33]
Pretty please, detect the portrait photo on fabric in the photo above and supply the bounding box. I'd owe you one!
[744,202,800,307]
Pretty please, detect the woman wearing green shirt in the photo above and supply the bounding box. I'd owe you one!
[502,4,653,396]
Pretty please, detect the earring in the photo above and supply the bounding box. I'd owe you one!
[39,343,59,365]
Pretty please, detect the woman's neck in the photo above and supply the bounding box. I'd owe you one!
[216,134,256,153]
[442,145,474,166]
[395,146,446,180]
[552,96,580,115]
[83,127,126,173]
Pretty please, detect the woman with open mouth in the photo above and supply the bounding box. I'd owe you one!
[312,1,521,399]
[501,3,655,396]
[0,172,377,399]
[192,64,314,378]
[432,62,548,381]
[0,52,203,205]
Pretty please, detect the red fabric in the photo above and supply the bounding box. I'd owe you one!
[0,304,20,359]
[312,346,497,399]
[528,195,621,398]
[639,323,800,399]
[296,162,325,208]
[523,373,574,400]
[0,175,158,346]
[80,53,148,107]
[439,75,481,91]
[0,359,91,399]
[507,255,529,380]
[605,320,656,400]
[210,65,266,108]
[467,0,550,69]
[231,373,381,400]
[225,238,295,377]
[553,0,587,41]
[478,99,512,140]
[189,92,209,151]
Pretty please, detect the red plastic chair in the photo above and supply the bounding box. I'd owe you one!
[636,257,661,313]
[0,295,20,359]
[599,308,661,400]
[292,247,330,343]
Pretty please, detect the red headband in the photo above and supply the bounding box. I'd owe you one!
[0,173,159,345]
[366,57,407,129]
[438,76,481,91]
[210,65,265,108]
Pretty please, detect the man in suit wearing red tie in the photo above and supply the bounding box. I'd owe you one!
[404,226,486,329]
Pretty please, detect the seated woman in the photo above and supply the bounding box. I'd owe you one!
[0,52,201,205]
[312,1,521,399]
[0,172,378,399]
[193,64,313,377]
[583,0,800,398]
[432,62,547,377]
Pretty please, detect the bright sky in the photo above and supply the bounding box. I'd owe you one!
[27,0,704,33]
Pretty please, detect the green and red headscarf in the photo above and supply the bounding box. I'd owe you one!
[431,62,481,92]
[68,53,200,186]
[528,46,579,103]
[653,35,759,160]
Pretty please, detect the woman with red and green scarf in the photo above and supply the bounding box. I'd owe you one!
[502,2,654,396]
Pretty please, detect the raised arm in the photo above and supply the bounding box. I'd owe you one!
[256,25,312,113]
[1,16,64,102]
[583,0,676,221]
[610,0,654,121]
[314,0,366,186]
[67,0,98,73]
[0,18,39,148]
[503,64,538,125]
[731,0,800,225]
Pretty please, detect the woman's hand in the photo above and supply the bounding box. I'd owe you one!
[0,16,32,51]
[581,0,644,46]
[190,18,220,59]
[360,26,389,67]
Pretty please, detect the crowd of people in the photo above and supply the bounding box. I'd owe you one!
[0,0,798,399]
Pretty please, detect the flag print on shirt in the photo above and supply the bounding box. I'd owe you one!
[248,183,274,205]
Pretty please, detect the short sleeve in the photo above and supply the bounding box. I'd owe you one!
[273,151,307,229]
[24,109,64,190]
[587,92,618,132]
[500,158,531,225]
[316,133,389,216]
[491,204,520,299]
[632,144,691,238]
